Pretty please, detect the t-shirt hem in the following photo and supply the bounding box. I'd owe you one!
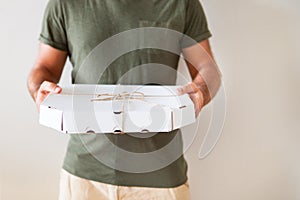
[39,34,68,52]
[62,164,188,189]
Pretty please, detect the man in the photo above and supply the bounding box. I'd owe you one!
[27,0,221,199]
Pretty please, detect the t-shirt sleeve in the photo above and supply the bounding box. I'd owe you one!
[39,0,68,51]
[181,0,212,48]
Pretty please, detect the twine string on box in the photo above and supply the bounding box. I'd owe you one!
[90,92,178,102]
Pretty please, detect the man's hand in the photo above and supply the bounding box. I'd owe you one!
[177,82,204,118]
[27,43,68,111]
[35,81,62,110]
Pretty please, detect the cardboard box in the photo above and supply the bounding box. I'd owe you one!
[39,84,195,134]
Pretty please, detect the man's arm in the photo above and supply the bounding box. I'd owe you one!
[178,39,222,117]
[27,43,68,109]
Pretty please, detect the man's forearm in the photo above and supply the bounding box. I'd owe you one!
[183,40,222,107]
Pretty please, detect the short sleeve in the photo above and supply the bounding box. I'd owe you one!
[181,0,212,48]
[39,0,68,51]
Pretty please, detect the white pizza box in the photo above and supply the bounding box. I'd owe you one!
[39,84,195,134]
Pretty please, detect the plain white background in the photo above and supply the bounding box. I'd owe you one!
[0,0,300,199]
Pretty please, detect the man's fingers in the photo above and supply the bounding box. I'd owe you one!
[189,92,203,108]
[35,81,62,111]
[188,90,204,118]
[54,86,62,93]
[189,93,200,117]
[40,81,62,93]
[177,82,199,95]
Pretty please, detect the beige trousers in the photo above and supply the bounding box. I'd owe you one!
[59,169,191,200]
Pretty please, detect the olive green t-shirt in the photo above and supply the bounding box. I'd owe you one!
[39,0,211,188]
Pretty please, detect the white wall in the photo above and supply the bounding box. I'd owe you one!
[0,0,299,199]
